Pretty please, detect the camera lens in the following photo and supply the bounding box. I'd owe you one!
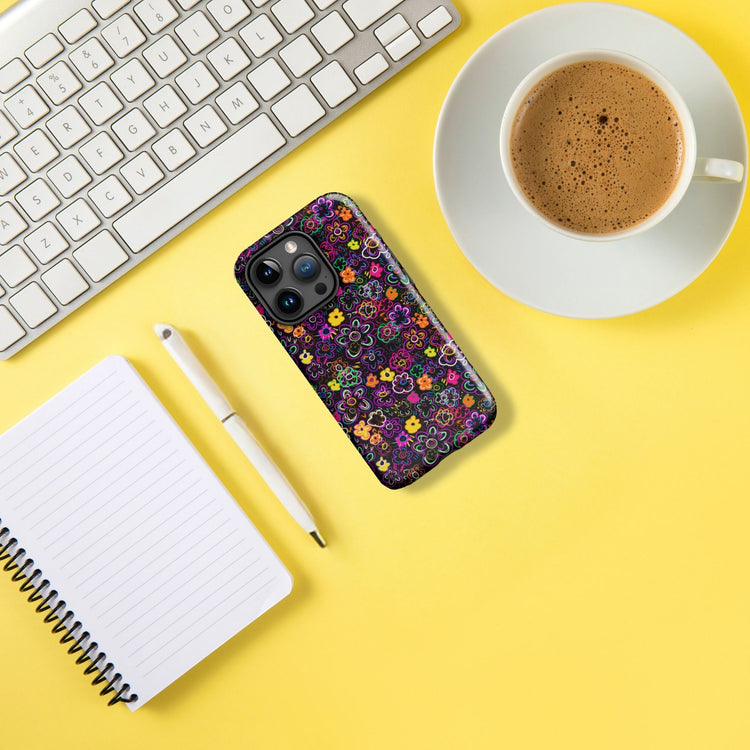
[254,258,282,286]
[293,254,320,280]
[276,289,303,317]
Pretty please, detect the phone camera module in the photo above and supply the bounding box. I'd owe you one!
[246,233,337,324]
[293,254,320,281]
[277,289,303,316]
[254,258,282,286]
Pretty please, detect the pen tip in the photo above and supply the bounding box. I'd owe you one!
[154,323,173,340]
[310,530,327,548]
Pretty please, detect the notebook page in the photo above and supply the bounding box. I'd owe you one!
[0,356,292,710]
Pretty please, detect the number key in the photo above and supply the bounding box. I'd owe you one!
[135,0,179,33]
[4,85,49,129]
[102,15,147,58]
[36,61,82,105]
[69,38,115,81]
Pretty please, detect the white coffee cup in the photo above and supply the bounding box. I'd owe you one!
[499,49,745,241]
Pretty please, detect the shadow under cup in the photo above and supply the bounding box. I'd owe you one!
[499,49,701,242]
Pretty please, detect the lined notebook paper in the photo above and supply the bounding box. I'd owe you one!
[0,355,292,710]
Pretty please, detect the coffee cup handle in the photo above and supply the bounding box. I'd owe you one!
[693,157,744,183]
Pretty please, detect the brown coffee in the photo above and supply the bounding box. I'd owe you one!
[509,60,685,234]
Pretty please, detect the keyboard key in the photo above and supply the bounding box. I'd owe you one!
[312,0,337,8]
[48,154,92,198]
[175,12,220,55]
[4,85,49,128]
[311,61,356,107]
[0,202,27,245]
[102,15,147,58]
[26,35,64,69]
[143,35,188,78]
[16,179,61,221]
[175,0,202,9]
[216,81,258,124]
[73,230,128,280]
[111,59,155,101]
[0,153,26,196]
[0,306,25,350]
[342,0,404,30]
[134,0,179,33]
[120,152,164,194]
[0,112,17,147]
[37,61,82,105]
[271,85,324,137]
[112,109,157,151]
[10,282,56,327]
[239,15,283,57]
[144,85,187,127]
[354,53,388,84]
[153,129,196,170]
[176,62,219,104]
[88,174,132,216]
[14,130,59,172]
[42,259,89,304]
[114,114,285,252]
[374,14,408,46]
[207,0,251,31]
[0,245,36,287]
[311,11,354,54]
[386,29,420,61]
[46,105,92,148]
[92,0,130,19]
[59,9,98,44]
[0,59,29,94]
[69,38,115,81]
[207,38,251,81]
[247,59,290,101]
[25,221,69,262]
[57,198,101,240]
[79,132,124,174]
[279,35,322,78]
[271,0,314,33]
[418,6,452,37]
[79,82,123,124]
[185,105,228,147]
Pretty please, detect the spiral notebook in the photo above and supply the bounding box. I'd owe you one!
[0,355,293,710]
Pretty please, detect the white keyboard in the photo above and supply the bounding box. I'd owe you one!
[0,0,459,358]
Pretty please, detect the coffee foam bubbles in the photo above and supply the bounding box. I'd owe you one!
[510,61,684,234]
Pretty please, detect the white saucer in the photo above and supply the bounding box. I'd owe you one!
[434,3,747,318]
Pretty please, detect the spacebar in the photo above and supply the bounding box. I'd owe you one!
[113,114,286,253]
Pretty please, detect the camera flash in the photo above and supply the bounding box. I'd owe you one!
[284,241,298,254]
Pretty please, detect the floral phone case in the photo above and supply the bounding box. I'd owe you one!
[234,193,496,489]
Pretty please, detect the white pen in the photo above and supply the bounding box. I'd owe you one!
[154,323,326,548]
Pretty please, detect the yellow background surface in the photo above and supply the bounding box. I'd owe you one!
[1,0,749,747]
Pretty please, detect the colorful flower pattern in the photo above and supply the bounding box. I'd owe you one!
[234,193,496,489]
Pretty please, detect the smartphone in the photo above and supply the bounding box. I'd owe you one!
[234,193,496,489]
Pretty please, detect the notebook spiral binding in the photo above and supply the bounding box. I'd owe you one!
[0,518,138,707]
